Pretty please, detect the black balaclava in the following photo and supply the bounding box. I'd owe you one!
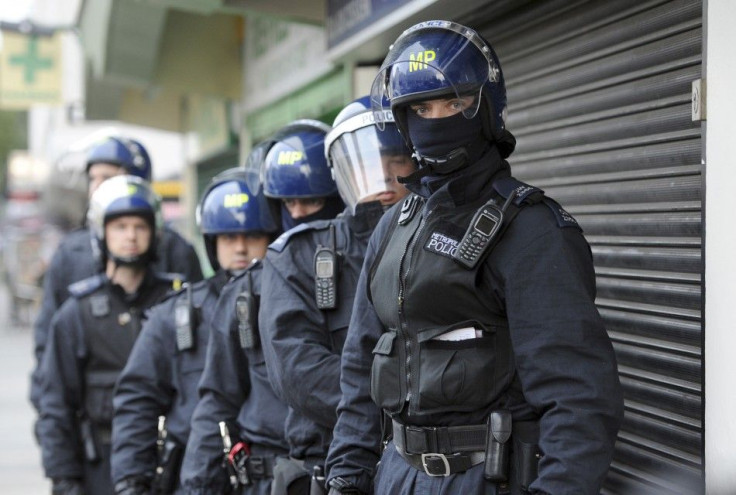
[405,143,510,202]
[280,195,345,231]
[400,110,489,185]
[407,110,482,159]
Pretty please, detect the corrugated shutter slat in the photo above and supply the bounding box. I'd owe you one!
[462,0,703,492]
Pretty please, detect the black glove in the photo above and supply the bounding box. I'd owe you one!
[327,477,365,495]
[113,476,151,495]
[52,478,84,495]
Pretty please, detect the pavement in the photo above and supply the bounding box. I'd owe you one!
[0,282,51,493]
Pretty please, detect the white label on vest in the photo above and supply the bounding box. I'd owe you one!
[424,231,459,259]
[432,327,482,341]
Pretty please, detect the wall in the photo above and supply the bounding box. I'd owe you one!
[704,0,736,491]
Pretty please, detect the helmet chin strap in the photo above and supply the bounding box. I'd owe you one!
[397,147,469,185]
[108,252,149,268]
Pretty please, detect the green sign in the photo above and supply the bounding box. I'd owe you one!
[0,30,62,109]
[9,36,54,84]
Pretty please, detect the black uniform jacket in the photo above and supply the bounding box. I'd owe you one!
[37,270,177,480]
[181,262,290,493]
[258,202,384,461]
[31,226,203,410]
[111,270,229,488]
[326,150,623,494]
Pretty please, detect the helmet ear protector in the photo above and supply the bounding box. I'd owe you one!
[370,20,508,149]
[195,168,278,271]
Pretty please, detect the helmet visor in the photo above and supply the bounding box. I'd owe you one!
[371,21,497,129]
[244,141,272,192]
[328,123,413,212]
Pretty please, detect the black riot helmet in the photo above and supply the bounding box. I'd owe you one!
[371,20,515,174]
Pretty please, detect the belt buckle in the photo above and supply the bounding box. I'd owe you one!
[421,453,451,477]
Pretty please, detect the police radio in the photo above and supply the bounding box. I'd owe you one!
[175,284,196,351]
[236,271,258,350]
[314,224,339,310]
[453,191,516,269]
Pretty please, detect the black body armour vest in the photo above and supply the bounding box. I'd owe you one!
[369,190,519,424]
[77,275,173,425]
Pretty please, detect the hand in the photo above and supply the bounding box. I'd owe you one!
[52,479,84,495]
[327,477,366,495]
[113,477,150,495]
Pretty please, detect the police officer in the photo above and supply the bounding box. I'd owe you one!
[180,123,345,495]
[109,168,276,494]
[325,21,624,495]
[180,142,291,495]
[37,175,181,495]
[262,120,346,231]
[31,136,203,412]
[258,103,415,495]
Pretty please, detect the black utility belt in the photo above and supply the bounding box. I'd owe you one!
[243,454,278,480]
[392,416,541,487]
[398,448,486,477]
[392,419,487,477]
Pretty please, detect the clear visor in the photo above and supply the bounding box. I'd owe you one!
[327,124,413,212]
[244,142,272,192]
[371,22,496,129]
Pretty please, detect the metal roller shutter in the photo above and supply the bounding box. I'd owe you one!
[458,0,703,492]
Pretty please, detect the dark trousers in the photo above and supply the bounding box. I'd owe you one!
[83,442,113,495]
[374,441,511,495]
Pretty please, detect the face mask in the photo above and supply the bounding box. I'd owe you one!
[406,110,483,161]
[280,196,345,231]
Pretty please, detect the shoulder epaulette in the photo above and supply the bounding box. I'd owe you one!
[492,176,545,206]
[154,271,185,291]
[68,274,106,298]
[452,176,546,270]
[156,282,189,304]
[541,197,581,230]
[493,177,579,229]
[168,279,212,304]
[268,219,333,253]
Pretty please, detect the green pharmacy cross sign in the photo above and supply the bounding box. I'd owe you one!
[9,36,54,84]
[0,29,61,108]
